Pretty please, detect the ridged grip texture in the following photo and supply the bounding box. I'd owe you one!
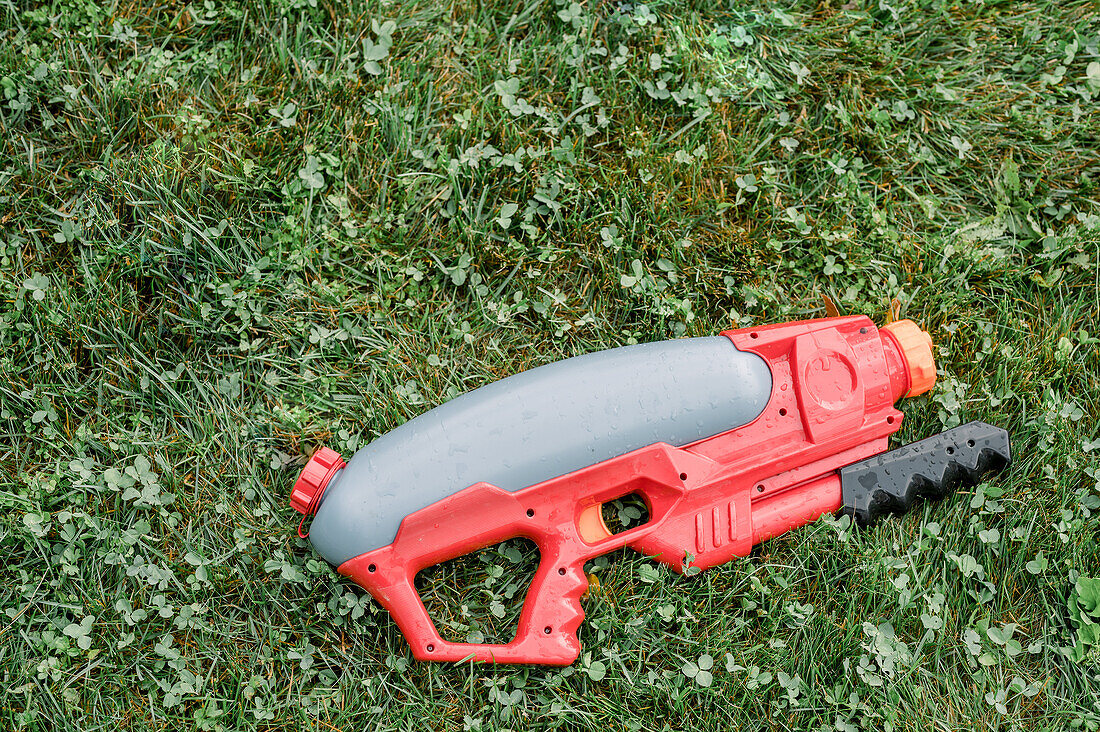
[839,421,1011,526]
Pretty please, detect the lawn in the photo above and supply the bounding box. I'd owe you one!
[2,0,1100,729]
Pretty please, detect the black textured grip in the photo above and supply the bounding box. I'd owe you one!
[839,421,1012,526]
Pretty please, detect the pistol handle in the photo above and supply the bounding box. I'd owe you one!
[337,445,699,664]
[347,549,588,664]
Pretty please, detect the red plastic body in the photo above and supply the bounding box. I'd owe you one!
[339,316,914,664]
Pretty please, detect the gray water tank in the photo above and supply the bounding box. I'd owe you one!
[310,336,772,565]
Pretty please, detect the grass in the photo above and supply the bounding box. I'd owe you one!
[2,0,1100,729]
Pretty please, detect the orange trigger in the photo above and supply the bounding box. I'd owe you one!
[577,504,612,543]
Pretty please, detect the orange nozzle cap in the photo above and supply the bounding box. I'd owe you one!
[882,319,936,397]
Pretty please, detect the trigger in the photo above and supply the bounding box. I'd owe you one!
[577,504,612,543]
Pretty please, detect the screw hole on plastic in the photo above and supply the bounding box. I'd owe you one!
[860,327,868,334]
[946,446,955,455]
[887,416,895,424]
[427,644,434,652]
[778,408,787,417]
[558,567,566,576]
[526,508,535,517]
[544,626,552,634]
[368,564,376,573]
[750,332,759,339]
[967,440,975,448]
[679,472,688,481]
[756,484,765,493]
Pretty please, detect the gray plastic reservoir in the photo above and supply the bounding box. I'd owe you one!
[310,336,771,565]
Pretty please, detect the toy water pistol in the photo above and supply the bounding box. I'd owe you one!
[288,315,1011,665]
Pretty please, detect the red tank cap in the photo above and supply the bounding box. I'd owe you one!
[291,447,346,516]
